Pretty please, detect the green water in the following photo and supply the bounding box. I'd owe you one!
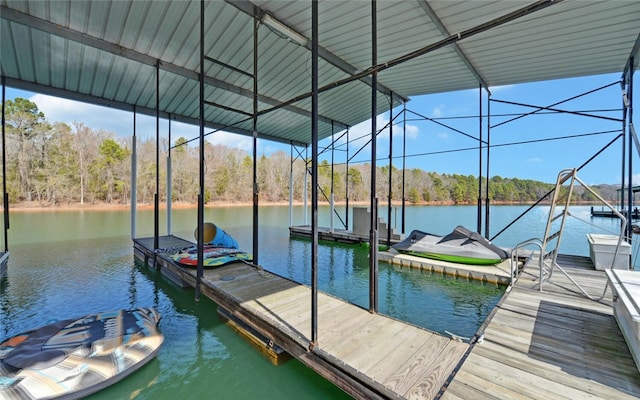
[1,205,515,399]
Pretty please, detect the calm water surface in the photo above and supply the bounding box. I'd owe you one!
[0,204,633,399]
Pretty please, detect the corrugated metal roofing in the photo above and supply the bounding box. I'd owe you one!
[1,0,639,145]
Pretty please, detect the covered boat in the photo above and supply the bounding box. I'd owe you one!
[391,226,510,265]
[0,308,163,400]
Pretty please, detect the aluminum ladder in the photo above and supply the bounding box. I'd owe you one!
[514,168,626,300]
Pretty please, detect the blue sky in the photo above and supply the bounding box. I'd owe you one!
[4,71,635,185]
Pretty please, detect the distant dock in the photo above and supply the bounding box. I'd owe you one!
[591,206,640,219]
[289,206,403,245]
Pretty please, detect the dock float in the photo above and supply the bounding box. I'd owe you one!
[134,235,469,399]
[378,251,514,285]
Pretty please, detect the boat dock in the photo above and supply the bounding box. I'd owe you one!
[134,236,640,399]
[443,253,640,399]
[134,235,470,399]
[591,206,640,219]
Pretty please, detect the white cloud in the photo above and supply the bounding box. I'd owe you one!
[488,84,515,93]
[405,123,419,139]
[26,92,417,160]
[28,93,255,150]
[432,104,445,118]
[437,132,449,140]
[527,157,543,163]
[206,131,253,153]
[30,93,135,136]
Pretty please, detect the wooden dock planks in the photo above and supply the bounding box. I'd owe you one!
[134,235,468,399]
[442,255,640,400]
[134,235,640,399]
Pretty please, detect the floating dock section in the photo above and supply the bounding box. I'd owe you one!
[379,251,514,285]
[290,206,403,244]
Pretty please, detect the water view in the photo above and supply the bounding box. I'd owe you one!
[0,204,633,398]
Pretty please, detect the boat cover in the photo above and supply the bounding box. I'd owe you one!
[391,225,510,265]
[0,308,163,400]
[171,244,252,267]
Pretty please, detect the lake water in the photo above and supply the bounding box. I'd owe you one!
[0,204,634,399]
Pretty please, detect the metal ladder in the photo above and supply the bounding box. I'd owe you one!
[513,168,626,300]
[539,169,576,286]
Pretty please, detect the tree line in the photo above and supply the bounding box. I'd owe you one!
[2,98,618,207]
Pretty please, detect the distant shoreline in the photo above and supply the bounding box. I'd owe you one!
[5,199,555,212]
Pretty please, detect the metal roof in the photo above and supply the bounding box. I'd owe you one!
[1,0,639,146]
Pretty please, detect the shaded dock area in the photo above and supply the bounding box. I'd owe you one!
[134,235,469,399]
[443,253,640,400]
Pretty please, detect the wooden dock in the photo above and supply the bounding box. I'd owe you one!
[289,225,403,245]
[134,235,469,399]
[289,225,370,244]
[133,236,640,399]
[442,253,640,400]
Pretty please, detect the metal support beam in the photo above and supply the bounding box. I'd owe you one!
[289,144,294,227]
[345,128,350,231]
[1,77,8,252]
[311,0,319,346]
[330,122,335,233]
[369,0,379,314]
[0,6,347,137]
[387,95,394,247]
[196,0,206,301]
[416,0,490,90]
[3,76,304,147]
[131,107,137,240]
[226,0,407,105]
[477,83,483,234]
[154,62,160,253]
[258,0,559,118]
[252,8,260,266]
[621,79,628,219]
[485,95,491,239]
[401,103,406,235]
[626,57,635,242]
[167,117,172,236]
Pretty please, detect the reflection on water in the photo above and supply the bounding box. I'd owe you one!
[1,233,349,399]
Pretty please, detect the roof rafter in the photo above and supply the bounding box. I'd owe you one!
[0,5,349,131]
[416,0,490,94]
[226,0,408,105]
